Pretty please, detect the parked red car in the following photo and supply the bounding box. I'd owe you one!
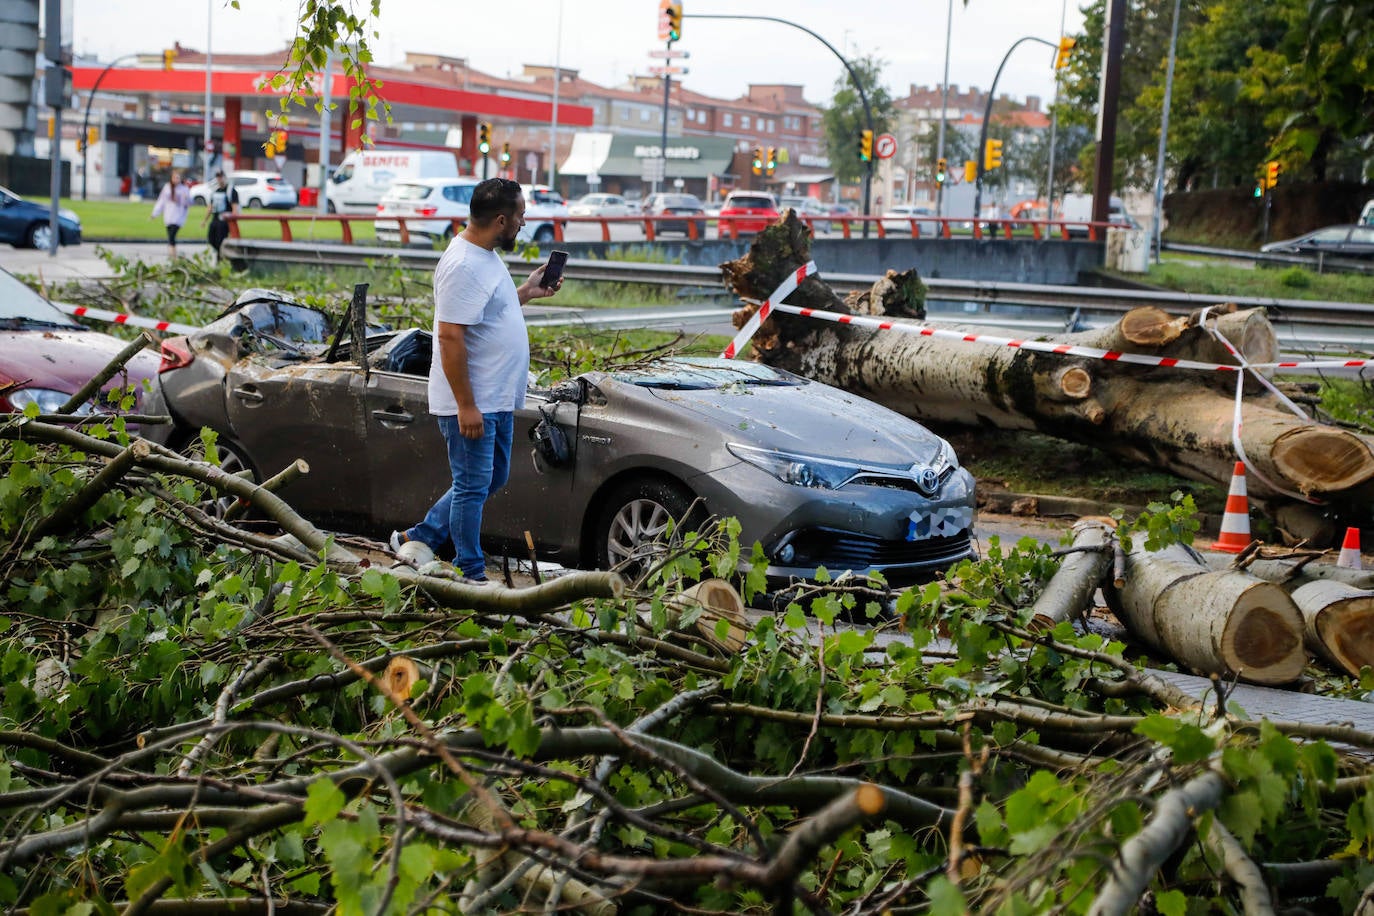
[717,191,780,238]
[0,267,159,415]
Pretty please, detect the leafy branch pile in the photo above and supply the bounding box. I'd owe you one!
[3,413,1374,916]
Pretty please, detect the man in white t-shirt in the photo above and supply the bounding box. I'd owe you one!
[392,178,562,582]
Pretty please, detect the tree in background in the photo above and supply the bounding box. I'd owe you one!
[820,54,894,186]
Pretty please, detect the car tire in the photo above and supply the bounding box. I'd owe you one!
[533,225,556,244]
[25,222,53,250]
[177,433,258,519]
[246,197,263,209]
[192,195,206,206]
[595,477,700,578]
[326,200,337,214]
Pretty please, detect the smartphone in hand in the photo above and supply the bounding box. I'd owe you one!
[541,249,569,288]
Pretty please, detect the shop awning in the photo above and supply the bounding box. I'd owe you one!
[558,132,613,176]
[780,172,834,185]
[590,134,737,180]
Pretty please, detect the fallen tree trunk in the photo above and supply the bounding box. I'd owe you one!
[723,215,1374,543]
[1112,542,1307,685]
[1029,518,1116,632]
[1289,580,1374,677]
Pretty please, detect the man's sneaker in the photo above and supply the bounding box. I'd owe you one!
[389,530,409,552]
[396,539,434,568]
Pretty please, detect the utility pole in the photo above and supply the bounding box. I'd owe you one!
[935,0,953,219]
[1151,0,1182,263]
[44,0,67,256]
[1090,0,1127,224]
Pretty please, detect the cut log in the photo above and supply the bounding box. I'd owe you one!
[1029,518,1115,632]
[721,214,1374,542]
[1289,580,1374,677]
[1113,543,1306,685]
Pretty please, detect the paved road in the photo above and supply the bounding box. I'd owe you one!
[0,240,191,282]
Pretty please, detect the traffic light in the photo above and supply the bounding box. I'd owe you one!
[478,122,491,155]
[859,129,873,162]
[162,48,177,71]
[765,147,776,176]
[751,147,762,176]
[1055,36,1076,70]
[1254,182,1264,198]
[87,126,98,149]
[501,142,511,165]
[1266,160,1280,188]
[935,157,947,183]
[658,0,683,42]
[984,138,1004,171]
[964,160,978,183]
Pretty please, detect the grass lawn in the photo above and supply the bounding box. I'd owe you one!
[62,196,380,244]
[1131,254,1374,303]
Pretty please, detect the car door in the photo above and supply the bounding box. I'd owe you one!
[360,357,452,534]
[1347,226,1374,258]
[483,388,585,562]
[224,358,373,531]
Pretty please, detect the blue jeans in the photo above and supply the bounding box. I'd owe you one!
[407,412,513,580]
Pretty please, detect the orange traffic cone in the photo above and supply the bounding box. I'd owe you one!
[1212,461,1252,554]
[1338,527,1362,570]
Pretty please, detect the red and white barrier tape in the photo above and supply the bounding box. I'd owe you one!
[743,301,1371,374]
[55,302,198,336]
[721,261,818,359]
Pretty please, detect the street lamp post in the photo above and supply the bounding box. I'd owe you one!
[80,53,138,200]
[935,0,953,219]
[1151,0,1182,263]
[972,35,1056,232]
[204,0,213,178]
[686,13,875,238]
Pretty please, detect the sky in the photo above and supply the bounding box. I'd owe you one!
[70,0,1087,112]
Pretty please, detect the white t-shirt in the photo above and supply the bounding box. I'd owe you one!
[427,236,530,415]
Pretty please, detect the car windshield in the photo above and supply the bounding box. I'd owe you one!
[612,357,800,389]
[387,184,435,201]
[656,194,700,208]
[0,269,83,329]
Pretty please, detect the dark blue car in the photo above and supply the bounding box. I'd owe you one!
[0,186,82,249]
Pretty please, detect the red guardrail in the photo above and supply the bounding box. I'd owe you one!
[226,212,1127,245]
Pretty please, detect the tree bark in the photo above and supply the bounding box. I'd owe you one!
[1289,579,1374,677]
[1029,518,1115,632]
[1113,543,1307,685]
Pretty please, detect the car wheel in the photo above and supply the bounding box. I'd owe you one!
[192,195,206,206]
[25,222,53,250]
[596,478,699,578]
[246,197,263,209]
[533,225,556,244]
[326,200,337,214]
[178,434,258,519]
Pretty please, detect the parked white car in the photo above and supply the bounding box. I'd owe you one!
[189,171,296,210]
[521,184,566,244]
[881,205,941,236]
[780,196,832,233]
[568,193,631,218]
[374,177,478,245]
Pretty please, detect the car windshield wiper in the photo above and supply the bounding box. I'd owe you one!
[0,316,80,331]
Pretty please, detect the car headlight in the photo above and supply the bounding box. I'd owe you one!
[931,438,960,476]
[727,443,860,489]
[5,387,91,415]
[59,208,81,227]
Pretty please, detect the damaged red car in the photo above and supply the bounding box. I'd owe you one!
[0,267,159,415]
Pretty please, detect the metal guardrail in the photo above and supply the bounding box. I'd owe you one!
[219,239,1374,351]
[1162,241,1374,276]
[226,211,1128,244]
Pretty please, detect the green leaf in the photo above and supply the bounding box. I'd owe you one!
[303,778,346,826]
[926,876,967,915]
[1154,889,1188,916]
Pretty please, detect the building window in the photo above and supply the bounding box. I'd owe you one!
[767,119,775,132]
[642,109,652,122]
[722,112,733,127]
[741,115,750,129]
[621,108,631,121]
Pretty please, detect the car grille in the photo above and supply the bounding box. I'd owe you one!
[775,526,974,571]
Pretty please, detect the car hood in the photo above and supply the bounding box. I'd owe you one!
[642,380,945,466]
[0,329,160,394]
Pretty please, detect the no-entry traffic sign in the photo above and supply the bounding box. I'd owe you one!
[874,133,897,160]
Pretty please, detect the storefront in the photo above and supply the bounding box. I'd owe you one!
[558,133,737,202]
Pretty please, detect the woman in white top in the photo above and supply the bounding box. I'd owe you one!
[150,171,192,259]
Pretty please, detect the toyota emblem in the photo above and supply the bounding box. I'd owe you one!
[911,465,940,494]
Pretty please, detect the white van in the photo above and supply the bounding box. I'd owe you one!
[1059,193,1133,236]
[328,150,459,214]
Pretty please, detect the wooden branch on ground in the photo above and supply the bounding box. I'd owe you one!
[1030,517,1116,631]
[57,331,154,415]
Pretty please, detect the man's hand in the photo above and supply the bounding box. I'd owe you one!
[518,265,562,304]
[457,404,484,439]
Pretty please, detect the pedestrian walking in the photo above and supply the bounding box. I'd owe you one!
[149,171,192,259]
[202,172,239,261]
[390,178,563,582]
